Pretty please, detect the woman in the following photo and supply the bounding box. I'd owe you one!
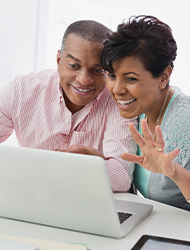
[101,15,190,211]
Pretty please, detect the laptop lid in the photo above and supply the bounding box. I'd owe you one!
[0,145,153,238]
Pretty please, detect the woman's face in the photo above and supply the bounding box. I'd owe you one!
[107,56,163,119]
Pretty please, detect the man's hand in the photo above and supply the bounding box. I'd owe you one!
[55,145,105,160]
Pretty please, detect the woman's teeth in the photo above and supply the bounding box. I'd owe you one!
[118,99,136,106]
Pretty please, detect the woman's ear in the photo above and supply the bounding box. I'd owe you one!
[160,65,173,89]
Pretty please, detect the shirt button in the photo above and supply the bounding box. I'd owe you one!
[66,118,70,124]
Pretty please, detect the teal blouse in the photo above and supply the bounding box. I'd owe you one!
[133,87,180,197]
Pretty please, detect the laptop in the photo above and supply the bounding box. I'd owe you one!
[0,145,153,238]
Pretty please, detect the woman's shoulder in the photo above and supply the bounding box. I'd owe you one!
[165,87,190,118]
[162,87,190,166]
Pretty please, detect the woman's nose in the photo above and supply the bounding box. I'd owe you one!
[113,79,127,95]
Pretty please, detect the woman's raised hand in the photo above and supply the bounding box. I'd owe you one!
[121,118,180,178]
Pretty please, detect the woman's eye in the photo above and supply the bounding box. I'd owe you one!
[108,73,116,79]
[126,77,137,82]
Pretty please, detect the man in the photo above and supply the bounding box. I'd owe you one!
[0,20,137,192]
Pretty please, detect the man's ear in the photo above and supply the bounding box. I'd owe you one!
[57,50,61,71]
[159,65,173,89]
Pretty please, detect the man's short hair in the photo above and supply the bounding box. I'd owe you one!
[61,20,110,54]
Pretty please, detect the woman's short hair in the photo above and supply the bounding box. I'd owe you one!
[101,15,177,77]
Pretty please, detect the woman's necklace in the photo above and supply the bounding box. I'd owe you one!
[147,88,171,140]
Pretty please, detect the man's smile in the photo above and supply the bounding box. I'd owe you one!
[74,87,92,93]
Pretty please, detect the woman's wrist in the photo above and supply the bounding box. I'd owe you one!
[169,162,190,202]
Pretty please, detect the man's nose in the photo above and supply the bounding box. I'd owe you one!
[76,70,93,85]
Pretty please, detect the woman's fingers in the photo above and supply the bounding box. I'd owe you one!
[154,125,165,150]
[140,119,155,148]
[121,152,143,165]
[167,148,180,160]
[128,123,146,148]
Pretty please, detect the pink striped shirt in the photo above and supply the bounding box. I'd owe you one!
[0,69,137,192]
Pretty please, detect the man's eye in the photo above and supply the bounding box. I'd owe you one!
[69,63,77,69]
[94,68,105,74]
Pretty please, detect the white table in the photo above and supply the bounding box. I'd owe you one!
[0,193,189,249]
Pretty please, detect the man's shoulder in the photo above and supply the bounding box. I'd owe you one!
[15,69,58,81]
[34,68,58,76]
[96,87,120,112]
[97,86,115,103]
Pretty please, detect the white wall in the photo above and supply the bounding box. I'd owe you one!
[0,0,39,89]
[1,0,190,146]
[37,0,190,95]
[0,0,39,146]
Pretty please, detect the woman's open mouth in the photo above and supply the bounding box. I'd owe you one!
[117,98,136,107]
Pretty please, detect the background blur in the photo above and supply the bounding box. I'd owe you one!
[1,0,190,146]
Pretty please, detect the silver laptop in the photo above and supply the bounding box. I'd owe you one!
[0,145,153,238]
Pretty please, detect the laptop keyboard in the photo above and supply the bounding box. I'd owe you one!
[118,212,132,224]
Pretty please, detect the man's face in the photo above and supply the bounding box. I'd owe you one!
[57,34,107,114]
